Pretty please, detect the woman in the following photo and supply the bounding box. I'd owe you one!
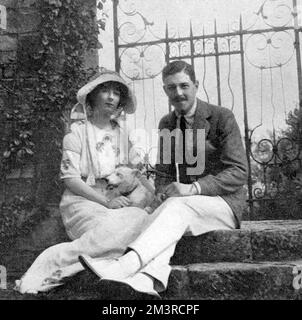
[14,69,161,298]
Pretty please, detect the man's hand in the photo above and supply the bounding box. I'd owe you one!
[107,196,132,209]
[155,193,167,203]
[164,182,198,197]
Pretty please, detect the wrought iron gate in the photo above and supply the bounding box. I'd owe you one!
[111,0,302,219]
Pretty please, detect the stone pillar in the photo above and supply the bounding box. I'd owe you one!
[81,0,99,70]
[0,0,39,203]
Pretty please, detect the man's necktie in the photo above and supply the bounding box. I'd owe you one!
[178,115,187,183]
[180,115,186,160]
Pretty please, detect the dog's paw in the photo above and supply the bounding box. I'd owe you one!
[144,206,154,214]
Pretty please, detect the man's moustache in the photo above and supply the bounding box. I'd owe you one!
[173,98,187,102]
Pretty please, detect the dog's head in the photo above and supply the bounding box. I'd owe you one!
[106,166,141,195]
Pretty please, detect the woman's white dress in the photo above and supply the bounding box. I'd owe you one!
[14,120,164,294]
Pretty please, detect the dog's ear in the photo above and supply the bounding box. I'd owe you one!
[132,169,142,178]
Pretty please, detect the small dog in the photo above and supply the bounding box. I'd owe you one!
[105,166,158,212]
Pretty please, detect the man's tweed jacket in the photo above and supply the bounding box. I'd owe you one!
[154,98,248,228]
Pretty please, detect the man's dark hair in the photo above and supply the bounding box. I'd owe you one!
[162,60,196,83]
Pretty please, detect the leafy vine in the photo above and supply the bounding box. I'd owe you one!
[1,0,104,188]
[0,0,106,238]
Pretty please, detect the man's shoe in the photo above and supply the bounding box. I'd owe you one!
[99,279,161,300]
[78,254,116,279]
[79,255,161,300]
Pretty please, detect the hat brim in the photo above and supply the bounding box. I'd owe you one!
[77,73,136,114]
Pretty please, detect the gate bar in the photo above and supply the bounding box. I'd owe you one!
[293,0,302,108]
[239,15,254,219]
[113,0,120,72]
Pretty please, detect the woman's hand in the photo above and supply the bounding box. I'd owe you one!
[107,196,132,209]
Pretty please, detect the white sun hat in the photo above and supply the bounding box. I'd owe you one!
[71,68,136,120]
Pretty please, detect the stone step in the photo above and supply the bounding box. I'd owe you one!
[172,220,302,264]
[2,208,302,277]
[2,207,302,300]
[164,260,302,300]
[2,260,302,300]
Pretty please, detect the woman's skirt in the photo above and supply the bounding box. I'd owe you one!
[14,190,166,294]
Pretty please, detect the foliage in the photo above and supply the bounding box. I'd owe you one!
[283,106,302,149]
[0,196,34,239]
[249,104,302,220]
[0,196,32,238]
[1,86,35,172]
[0,0,107,241]
[1,0,104,204]
[0,195,50,248]
[97,0,109,32]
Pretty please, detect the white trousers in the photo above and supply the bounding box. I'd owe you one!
[15,195,237,294]
[128,195,237,292]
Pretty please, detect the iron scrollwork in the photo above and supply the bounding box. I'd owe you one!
[118,0,163,44]
[245,31,295,70]
[113,0,302,219]
[250,134,301,200]
[120,44,165,80]
[236,0,295,32]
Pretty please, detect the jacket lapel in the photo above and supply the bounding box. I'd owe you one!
[166,100,212,167]
[167,99,212,131]
[193,99,211,136]
[169,111,177,130]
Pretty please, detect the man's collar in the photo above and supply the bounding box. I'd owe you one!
[174,98,197,119]
[173,98,212,120]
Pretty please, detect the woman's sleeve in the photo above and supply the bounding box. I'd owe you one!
[60,130,82,180]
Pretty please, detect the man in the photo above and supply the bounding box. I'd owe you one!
[155,60,247,228]
[79,61,248,298]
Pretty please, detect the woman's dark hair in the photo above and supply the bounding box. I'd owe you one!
[86,81,128,110]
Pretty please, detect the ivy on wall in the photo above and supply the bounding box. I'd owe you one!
[0,0,109,240]
[1,0,105,194]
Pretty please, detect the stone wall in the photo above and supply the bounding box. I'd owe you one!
[0,0,98,204]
